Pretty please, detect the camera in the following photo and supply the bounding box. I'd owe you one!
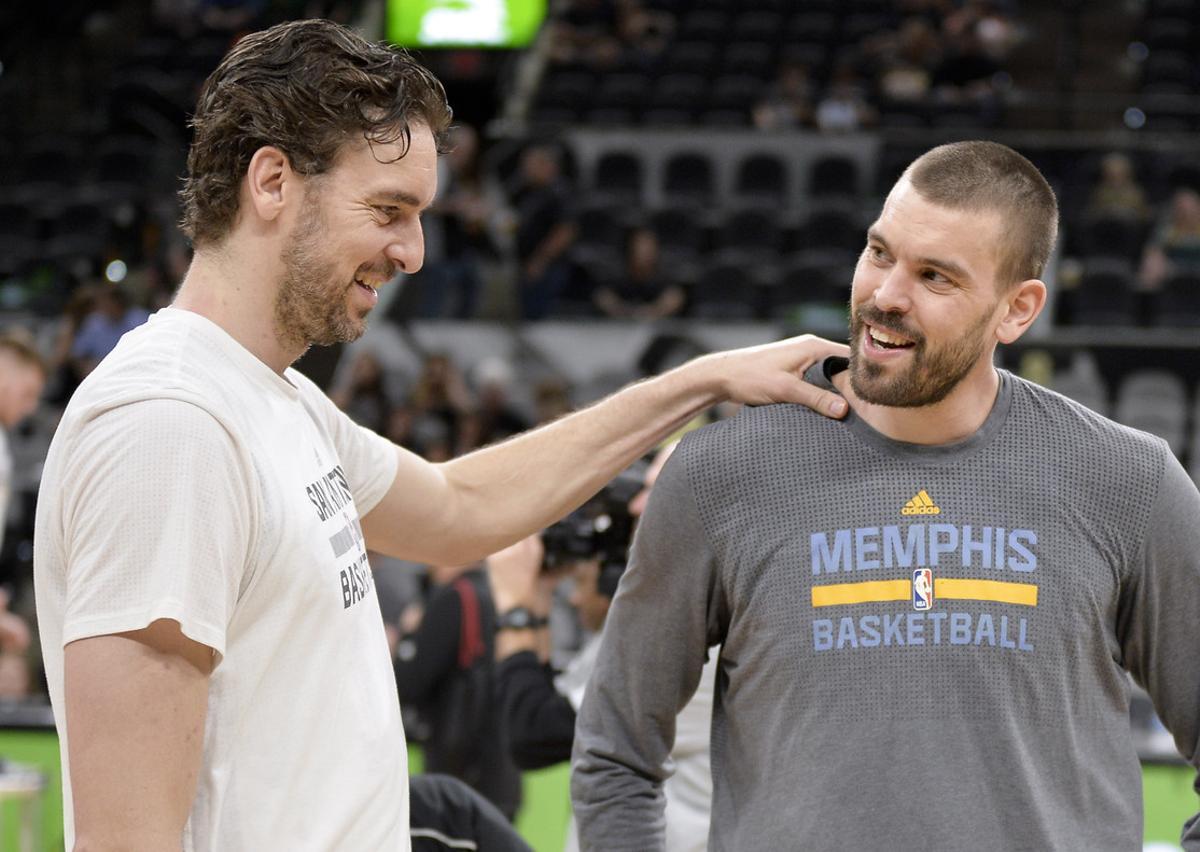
[541,463,645,596]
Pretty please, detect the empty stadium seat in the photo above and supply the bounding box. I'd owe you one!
[1115,369,1189,455]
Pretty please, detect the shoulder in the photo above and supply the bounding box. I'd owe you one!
[1006,373,1171,487]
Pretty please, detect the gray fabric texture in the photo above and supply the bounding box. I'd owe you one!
[571,363,1200,852]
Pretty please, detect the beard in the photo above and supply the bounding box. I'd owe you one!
[274,192,370,353]
[848,301,996,408]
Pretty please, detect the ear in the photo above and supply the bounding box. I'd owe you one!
[995,279,1047,344]
[244,146,295,225]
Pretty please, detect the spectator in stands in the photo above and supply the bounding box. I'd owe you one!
[1085,152,1151,223]
[0,335,46,557]
[394,560,522,820]
[512,144,577,319]
[753,62,815,131]
[815,64,877,133]
[1139,188,1200,290]
[549,0,622,69]
[420,124,498,319]
[931,19,1000,104]
[331,349,397,435]
[410,353,477,457]
[593,228,685,321]
[875,18,941,103]
[466,357,531,449]
[46,285,97,405]
[615,0,675,71]
[70,284,149,376]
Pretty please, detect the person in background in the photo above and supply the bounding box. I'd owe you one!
[394,559,522,820]
[593,228,685,321]
[1139,187,1200,290]
[0,335,46,557]
[512,144,578,320]
[1085,152,1151,223]
[70,284,149,376]
[490,441,715,852]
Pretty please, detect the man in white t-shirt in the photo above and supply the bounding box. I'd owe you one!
[34,19,849,852]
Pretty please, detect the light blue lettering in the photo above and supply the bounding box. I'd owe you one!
[950,612,972,644]
[906,613,925,645]
[1018,618,1034,651]
[859,615,881,647]
[836,617,859,649]
[811,530,852,575]
[974,613,996,646]
[961,525,992,569]
[929,524,958,566]
[1008,530,1037,572]
[994,527,1005,569]
[928,611,947,644]
[998,615,1017,649]
[882,614,905,646]
[812,619,833,651]
[882,524,925,568]
[855,527,881,570]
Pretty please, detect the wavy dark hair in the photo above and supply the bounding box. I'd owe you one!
[179,19,453,247]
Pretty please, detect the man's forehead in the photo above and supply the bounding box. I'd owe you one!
[874,179,1003,272]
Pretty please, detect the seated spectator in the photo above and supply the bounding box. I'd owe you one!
[877,18,941,102]
[465,357,531,449]
[592,228,685,320]
[70,284,149,376]
[815,64,877,133]
[330,350,398,435]
[753,63,814,130]
[420,124,499,319]
[410,353,477,457]
[511,145,577,320]
[1139,188,1200,290]
[1086,153,1152,223]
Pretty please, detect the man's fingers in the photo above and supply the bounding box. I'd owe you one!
[790,380,848,419]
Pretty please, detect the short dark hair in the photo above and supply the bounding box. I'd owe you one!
[904,141,1059,286]
[180,18,453,247]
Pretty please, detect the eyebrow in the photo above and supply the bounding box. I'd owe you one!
[370,190,426,208]
[866,227,972,281]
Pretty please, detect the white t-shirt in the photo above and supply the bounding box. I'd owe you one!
[34,308,406,851]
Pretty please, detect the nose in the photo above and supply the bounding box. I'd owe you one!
[385,219,425,274]
[871,264,912,314]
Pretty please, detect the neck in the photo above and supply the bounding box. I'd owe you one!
[173,239,303,375]
[831,358,1002,445]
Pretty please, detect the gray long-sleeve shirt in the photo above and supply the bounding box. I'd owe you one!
[572,365,1200,852]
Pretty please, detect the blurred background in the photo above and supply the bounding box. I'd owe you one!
[0,0,1198,849]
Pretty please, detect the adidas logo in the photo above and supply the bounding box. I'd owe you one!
[901,489,941,516]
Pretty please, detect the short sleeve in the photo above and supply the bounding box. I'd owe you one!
[59,398,256,660]
[291,371,398,516]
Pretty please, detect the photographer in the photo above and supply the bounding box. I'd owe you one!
[490,446,715,851]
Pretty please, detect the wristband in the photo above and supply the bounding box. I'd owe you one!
[496,607,549,631]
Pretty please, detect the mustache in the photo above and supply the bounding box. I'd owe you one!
[854,305,923,344]
[356,262,397,281]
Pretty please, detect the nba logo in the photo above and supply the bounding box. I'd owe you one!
[912,569,934,611]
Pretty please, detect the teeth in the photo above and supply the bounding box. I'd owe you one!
[869,327,910,346]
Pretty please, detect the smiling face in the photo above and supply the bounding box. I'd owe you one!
[274,126,438,351]
[848,178,1007,408]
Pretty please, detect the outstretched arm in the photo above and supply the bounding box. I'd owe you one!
[362,335,848,565]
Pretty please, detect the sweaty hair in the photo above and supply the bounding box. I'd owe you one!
[179,18,453,247]
[904,141,1059,286]
[0,333,47,377]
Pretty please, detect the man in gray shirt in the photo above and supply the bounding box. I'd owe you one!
[571,141,1200,851]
